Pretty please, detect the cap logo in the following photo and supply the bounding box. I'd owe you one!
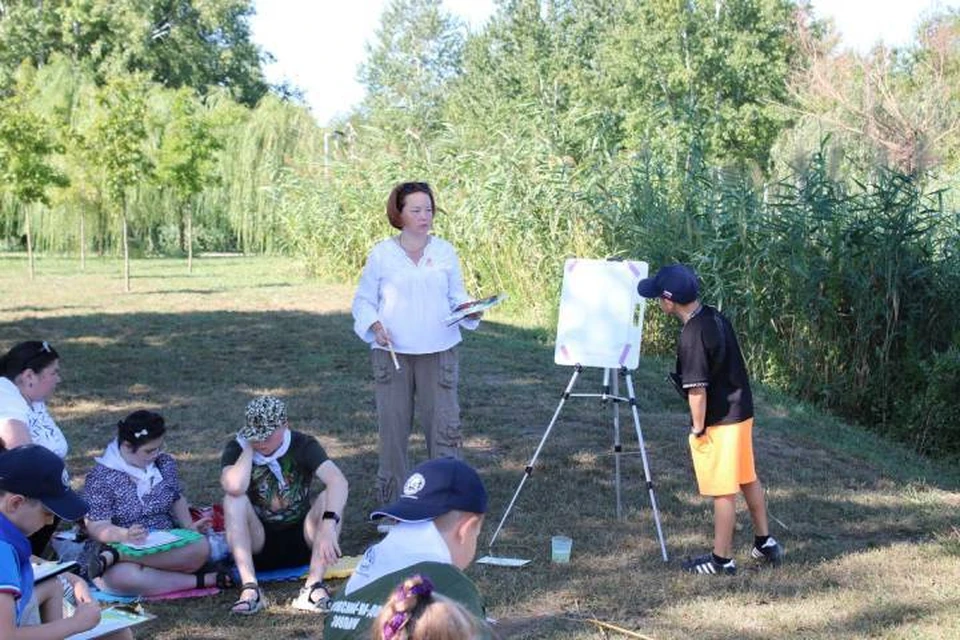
[402,473,426,497]
[61,468,70,489]
[662,290,674,300]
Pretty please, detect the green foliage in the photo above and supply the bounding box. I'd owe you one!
[910,346,960,458]
[156,89,221,200]
[156,87,223,257]
[360,0,465,132]
[599,0,796,171]
[0,0,268,106]
[90,74,152,205]
[0,94,68,205]
[608,144,960,456]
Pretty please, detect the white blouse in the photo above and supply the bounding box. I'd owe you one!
[352,235,479,355]
[0,377,69,459]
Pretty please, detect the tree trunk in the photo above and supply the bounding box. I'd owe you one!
[122,197,130,293]
[178,203,186,253]
[79,211,86,272]
[24,206,35,281]
[186,203,194,274]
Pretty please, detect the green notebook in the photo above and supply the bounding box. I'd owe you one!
[112,528,203,557]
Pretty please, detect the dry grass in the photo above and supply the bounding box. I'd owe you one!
[1,254,958,639]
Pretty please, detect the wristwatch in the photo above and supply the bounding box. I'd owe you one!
[321,511,341,524]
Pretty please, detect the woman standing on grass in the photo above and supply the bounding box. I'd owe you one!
[352,182,482,504]
[82,409,232,596]
[0,340,70,556]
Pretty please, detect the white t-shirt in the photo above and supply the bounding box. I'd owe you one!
[0,377,68,459]
[344,521,452,595]
[351,236,479,355]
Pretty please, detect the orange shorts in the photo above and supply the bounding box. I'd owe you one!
[688,418,757,496]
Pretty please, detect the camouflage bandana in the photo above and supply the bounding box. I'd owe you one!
[240,395,287,442]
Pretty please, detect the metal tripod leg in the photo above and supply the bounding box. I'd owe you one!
[487,365,583,549]
[608,368,624,519]
[623,370,669,561]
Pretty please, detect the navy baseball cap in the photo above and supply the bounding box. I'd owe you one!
[0,445,88,521]
[371,457,488,522]
[637,264,699,304]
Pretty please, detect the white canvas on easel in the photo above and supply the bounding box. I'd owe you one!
[487,256,668,562]
[554,259,649,370]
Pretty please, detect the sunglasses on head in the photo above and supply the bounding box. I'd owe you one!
[22,341,54,371]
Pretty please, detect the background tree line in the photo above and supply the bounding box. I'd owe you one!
[1,0,958,457]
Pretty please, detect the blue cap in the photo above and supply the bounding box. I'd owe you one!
[637,264,699,304]
[371,457,488,522]
[0,445,88,521]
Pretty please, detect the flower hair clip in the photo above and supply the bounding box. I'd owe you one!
[382,576,434,640]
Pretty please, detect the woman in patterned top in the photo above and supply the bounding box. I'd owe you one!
[83,410,232,596]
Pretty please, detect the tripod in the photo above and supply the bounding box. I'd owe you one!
[487,364,669,561]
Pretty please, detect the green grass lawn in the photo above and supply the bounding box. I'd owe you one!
[2,254,958,639]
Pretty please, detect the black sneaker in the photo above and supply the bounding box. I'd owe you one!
[681,553,736,575]
[77,540,119,580]
[751,537,783,565]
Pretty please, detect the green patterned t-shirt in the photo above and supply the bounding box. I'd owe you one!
[220,430,328,526]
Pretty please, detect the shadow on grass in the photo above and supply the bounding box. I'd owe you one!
[1,309,957,638]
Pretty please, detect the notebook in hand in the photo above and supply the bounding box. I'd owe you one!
[112,528,203,557]
[444,294,506,326]
[32,560,79,583]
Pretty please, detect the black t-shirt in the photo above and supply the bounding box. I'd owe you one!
[220,430,329,527]
[676,305,753,426]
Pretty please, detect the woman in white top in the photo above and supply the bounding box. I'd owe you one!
[0,340,69,556]
[0,341,67,457]
[352,182,482,504]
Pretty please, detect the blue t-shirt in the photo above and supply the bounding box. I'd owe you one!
[0,512,33,625]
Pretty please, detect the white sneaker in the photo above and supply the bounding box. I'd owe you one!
[290,581,332,613]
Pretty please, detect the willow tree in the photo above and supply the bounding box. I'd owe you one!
[156,88,223,272]
[0,93,68,280]
[89,74,153,292]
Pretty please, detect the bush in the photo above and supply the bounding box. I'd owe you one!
[908,347,960,459]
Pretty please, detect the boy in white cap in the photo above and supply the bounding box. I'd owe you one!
[220,395,349,614]
[324,456,489,639]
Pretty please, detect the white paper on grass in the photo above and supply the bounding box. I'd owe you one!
[554,259,649,371]
[475,555,531,567]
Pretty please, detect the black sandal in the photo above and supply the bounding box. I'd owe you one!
[230,582,266,615]
[194,567,236,590]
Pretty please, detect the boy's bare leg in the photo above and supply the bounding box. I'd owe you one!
[223,493,266,605]
[713,494,737,559]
